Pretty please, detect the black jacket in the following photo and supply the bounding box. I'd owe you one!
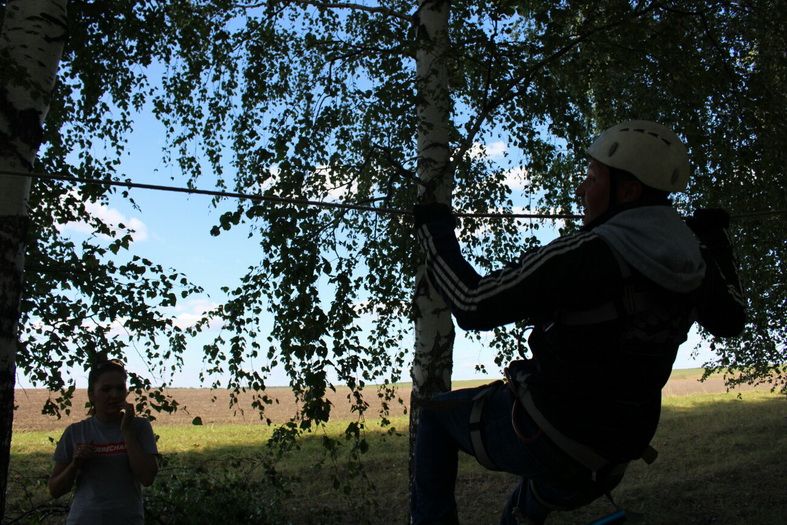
[416,205,745,462]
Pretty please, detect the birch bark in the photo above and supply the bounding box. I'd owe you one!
[409,0,455,512]
[0,0,66,517]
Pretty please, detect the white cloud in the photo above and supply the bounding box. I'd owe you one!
[485,141,507,157]
[106,318,129,338]
[309,164,363,203]
[253,165,281,193]
[467,141,508,160]
[65,298,221,337]
[503,166,530,191]
[172,298,222,330]
[57,191,149,242]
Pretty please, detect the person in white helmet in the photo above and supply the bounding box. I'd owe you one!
[410,121,746,525]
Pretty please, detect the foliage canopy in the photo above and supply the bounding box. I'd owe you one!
[11,0,787,430]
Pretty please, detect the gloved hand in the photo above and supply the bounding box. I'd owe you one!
[686,208,732,252]
[686,208,730,233]
[413,202,457,229]
[687,208,746,338]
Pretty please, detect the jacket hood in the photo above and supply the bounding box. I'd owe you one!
[594,206,706,293]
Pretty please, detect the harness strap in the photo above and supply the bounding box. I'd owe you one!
[559,302,618,325]
[528,479,566,512]
[465,375,657,480]
[517,387,614,480]
[556,247,656,326]
[469,381,503,471]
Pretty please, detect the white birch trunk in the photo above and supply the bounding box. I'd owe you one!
[409,0,454,510]
[0,0,66,517]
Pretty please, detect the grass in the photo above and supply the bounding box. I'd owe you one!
[8,390,785,524]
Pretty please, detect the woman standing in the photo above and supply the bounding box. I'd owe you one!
[48,359,159,524]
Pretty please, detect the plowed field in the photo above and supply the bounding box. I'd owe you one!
[12,373,760,432]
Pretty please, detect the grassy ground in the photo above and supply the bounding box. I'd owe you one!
[8,389,785,524]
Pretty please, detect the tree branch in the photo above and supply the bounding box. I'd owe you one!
[454,1,663,161]
[240,0,412,23]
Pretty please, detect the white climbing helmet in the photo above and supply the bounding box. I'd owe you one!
[586,120,690,192]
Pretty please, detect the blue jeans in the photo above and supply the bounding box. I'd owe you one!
[410,383,610,525]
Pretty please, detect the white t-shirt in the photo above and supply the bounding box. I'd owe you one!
[53,417,158,525]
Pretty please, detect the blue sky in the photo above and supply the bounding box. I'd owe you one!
[18,103,715,389]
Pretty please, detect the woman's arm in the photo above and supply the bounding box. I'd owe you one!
[48,442,94,498]
[121,404,159,486]
[48,461,77,498]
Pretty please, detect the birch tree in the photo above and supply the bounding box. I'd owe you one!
[0,0,67,515]
[3,0,205,406]
[18,0,781,448]
[2,1,202,517]
[410,0,454,473]
[5,0,785,519]
[138,3,785,509]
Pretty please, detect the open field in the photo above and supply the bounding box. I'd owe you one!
[11,369,766,431]
[8,372,785,524]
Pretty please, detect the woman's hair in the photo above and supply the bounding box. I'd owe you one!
[87,359,127,393]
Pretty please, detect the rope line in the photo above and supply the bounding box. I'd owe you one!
[2,170,784,221]
[0,170,581,220]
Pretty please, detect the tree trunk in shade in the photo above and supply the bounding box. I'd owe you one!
[0,0,67,517]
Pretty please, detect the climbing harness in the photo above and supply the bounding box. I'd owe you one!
[468,380,506,470]
[467,247,660,480]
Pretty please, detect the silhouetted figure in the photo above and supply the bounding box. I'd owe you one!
[411,121,746,524]
[49,359,159,524]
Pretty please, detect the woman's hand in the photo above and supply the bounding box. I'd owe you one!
[72,442,95,468]
[120,402,135,438]
[50,443,93,498]
[121,402,159,486]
